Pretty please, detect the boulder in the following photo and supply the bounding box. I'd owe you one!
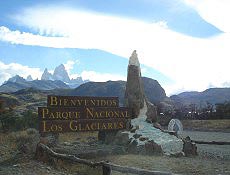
[183,136,198,156]
[127,140,138,153]
[98,131,118,144]
[113,131,131,146]
[144,140,163,155]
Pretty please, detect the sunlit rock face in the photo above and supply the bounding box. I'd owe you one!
[125,50,145,118]
[126,102,184,155]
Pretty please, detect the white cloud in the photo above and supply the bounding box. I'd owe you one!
[0,61,42,84]
[64,60,76,74]
[0,6,229,95]
[70,73,80,80]
[81,71,126,82]
[183,0,230,32]
[0,26,73,48]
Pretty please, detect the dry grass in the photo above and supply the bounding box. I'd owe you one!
[53,159,102,175]
[0,129,39,163]
[59,131,98,143]
[182,119,230,131]
[0,132,18,162]
[102,154,230,175]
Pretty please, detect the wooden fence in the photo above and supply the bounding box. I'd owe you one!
[36,143,179,175]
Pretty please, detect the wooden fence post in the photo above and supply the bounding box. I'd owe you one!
[103,165,111,175]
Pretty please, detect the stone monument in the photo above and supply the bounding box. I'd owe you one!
[125,50,145,118]
[117,50,185,155]
[125,50,157,122]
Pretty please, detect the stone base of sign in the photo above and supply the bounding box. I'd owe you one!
[98,130,118,144]
[113,131,131,146]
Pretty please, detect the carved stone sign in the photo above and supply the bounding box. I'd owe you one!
[38,95,131,133]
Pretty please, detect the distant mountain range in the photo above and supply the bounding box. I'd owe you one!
[170,88,230,108]
[0,75,69,92]
[0,64,89,92]
[0,77,167,115]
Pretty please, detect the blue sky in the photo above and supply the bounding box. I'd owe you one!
[0,0,230,95]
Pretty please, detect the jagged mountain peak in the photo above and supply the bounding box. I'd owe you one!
[26,75,33,81]
[41,68,53,80]
[53,64,70,83]
[7,75,26,83]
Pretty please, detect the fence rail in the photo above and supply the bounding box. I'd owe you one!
[192,140,230,145]
[36,143,179,175]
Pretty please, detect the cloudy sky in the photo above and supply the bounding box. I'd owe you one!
[0,0,229,95]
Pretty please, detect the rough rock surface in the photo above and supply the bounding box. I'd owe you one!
[41,68,53,80]
[124,50,157,121]
[126,102,184,155]
[146,100,158,123]
[113,131,131,145]
[125,50,145,118]
[53,64,70,83]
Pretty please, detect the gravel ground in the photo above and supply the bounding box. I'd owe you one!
[180,130,230,142]
[179,130,230,160]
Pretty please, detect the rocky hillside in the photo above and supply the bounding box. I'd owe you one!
[142,77,166,103]
[170,88,230,108]
[68,77,167,106]
[0,77,167,115]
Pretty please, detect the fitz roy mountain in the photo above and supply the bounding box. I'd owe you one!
[41,64,70,83]
[0,64,88,92]
[41,64,88,88]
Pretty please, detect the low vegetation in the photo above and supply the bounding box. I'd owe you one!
[182,119,230,131]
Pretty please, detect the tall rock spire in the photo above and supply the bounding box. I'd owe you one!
[125,50,145,118]
[129,50,140,67]
[41,68,53,80]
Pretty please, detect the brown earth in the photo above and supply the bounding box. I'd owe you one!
[1,130,230,175]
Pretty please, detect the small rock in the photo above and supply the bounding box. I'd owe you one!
[130,128,136,133]
[63,142,72,146]
[139,137,148,141]
[144,140,163,155]
[133,134,142,139]
[153,122,162,130]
